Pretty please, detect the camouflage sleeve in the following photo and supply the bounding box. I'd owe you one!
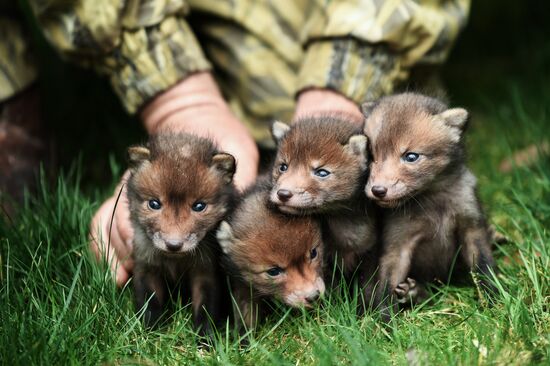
[29,0,211,113]
[298,0,471,103]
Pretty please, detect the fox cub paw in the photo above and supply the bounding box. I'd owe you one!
[394,278,421,304]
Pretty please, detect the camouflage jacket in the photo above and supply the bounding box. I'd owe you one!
[1,0,470,146]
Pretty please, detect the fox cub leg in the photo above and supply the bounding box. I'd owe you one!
[376,234,422,321]
[190,267,222,337]
[133,266,168,328]
[460,223,497,296]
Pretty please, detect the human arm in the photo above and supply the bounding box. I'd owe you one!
[296,0,471,111]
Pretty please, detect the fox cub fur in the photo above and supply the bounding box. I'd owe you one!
[269,116,380,311]
[127,133,236,334]
[217,183,325,331]
[362,93,496,317]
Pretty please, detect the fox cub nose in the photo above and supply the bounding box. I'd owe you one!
[165,240,183,251]
[305,290,321,304]
[371,185,388,198]
[277,189,293,202]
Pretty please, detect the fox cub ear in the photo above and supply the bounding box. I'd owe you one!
[361,101,377,117]
[440,108,469,130]
[344,135,368,167]
[439,108,469,142]
[211,153,236,184]
[271,121,291,143]
[128,146,150,169]
[217,221,235,254]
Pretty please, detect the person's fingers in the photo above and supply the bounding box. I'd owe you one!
[89,196,133,286]
[109,218,133,270]
[116,207,133,243]
[294,89,363,123]
[109,221,134,277]
[102,230,131,288]
[229,160,257,191]
[114,264,131,288]
[232,155,258,191]
[114,191,134,249]
[89,197,118,261]
[114,171,135,254]
[115,230,134,275]
[89,197,113,261]
[220,139,259,191]
[235,171,257,191]
[103,235,129,287]
[89,230,104,264]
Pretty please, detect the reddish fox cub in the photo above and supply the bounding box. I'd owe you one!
[126,133,236,334]
[362,93,496,317]
[269,117,379,309]
[217,183,325,331]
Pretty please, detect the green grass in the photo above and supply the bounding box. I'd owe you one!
[2,0,550,364]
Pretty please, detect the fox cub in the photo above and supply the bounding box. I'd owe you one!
[127,133,236,334]
[362,93,496,317]
[217,183,325,331]
[269,116,381,312]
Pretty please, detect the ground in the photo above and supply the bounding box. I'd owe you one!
[1,0,549,364]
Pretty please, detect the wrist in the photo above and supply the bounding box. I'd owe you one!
[140,72,229,134]
[294,88,363,125]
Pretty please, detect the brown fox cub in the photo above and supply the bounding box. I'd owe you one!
[362,93,496,315]
[216,183,325,331]
[127,133,236,333]
[269,117,379,292]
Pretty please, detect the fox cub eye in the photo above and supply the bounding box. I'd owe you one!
[403,152,420,163]
[279,163,288,172]
[310,247,318,260]
[266,266,283,277]
[191,201,207,212]
[148,199,162,210]
[314,169,331,178]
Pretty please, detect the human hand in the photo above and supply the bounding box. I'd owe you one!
[89,172,134,287]
[294,88,363,125]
